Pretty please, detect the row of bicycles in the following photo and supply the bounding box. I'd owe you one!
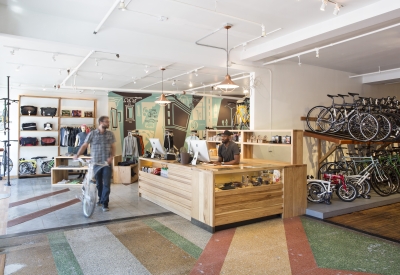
[307,145,400,205]
[306,93,400,142]
[19,156,54,175]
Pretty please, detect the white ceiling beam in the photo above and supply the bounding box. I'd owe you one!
[242,0,400,62]
[93,0,120,34]
[362,70,400,84]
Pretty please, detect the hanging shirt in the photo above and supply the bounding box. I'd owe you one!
[122,135,138,158]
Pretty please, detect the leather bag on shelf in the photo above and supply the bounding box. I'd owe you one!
[84,111,93,117]
[40,107,57,117]
[72,110,82,117]
[41,137,56,146]
[19,137,38,146]
[20,106,38,116]
[21,123,37,131]
[61,110,71,116]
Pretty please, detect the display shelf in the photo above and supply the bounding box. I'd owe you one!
[20,145,59,147]
[18,95,97,179]
[206,129,303,165]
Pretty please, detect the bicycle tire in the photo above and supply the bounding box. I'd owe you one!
[306,106,333,133]
[318,162,355,179]
[347,177,371,197]
[41,161,53,174]
[82,177,97,218]
[1,156,13,175]
[348,113,379,141]
[371,114,391,141]
[19,162,30,175]
[307,181,326,203]
[328,108,345,133]
[384,165,400,194]
[384,113,400,141]
[371,167,392,196]
[336,182,358,202]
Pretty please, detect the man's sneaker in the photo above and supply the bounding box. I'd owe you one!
[102,206,109,212]
[96,201,102,206]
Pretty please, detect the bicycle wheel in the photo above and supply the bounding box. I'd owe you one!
[307,181,326,203]
[19,162,30,175]
[328,108,345,133]
[384,165,400,194]
[336,182,358,202]
[318,162,355,179]
[82,176,97,217]
[371,114,391,141]
[41,162,52,174]
[347,177,371,197]
[1,156,13,175]
[348,113,379,141]
[306,106,333,133]
[371,167,392,196]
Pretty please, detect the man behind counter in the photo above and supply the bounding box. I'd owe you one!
[214,130,240,165]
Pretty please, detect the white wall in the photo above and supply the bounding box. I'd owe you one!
[234,61,363,175]
[0,89,108,176]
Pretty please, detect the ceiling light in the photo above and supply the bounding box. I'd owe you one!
[144,65,149,73]
[333,3,340,15]
[243,88,249,94]
[195,69,198,77]
[172,80,176,86]
[15,66,20,72]
[52,54,57,62]
[189,81,193,87]
[119,1,126,11]
[261,24,266,37]
[131,77,136,84]
[58,69,62,75]
[320,0,328,11]
[297,56,301,66]
[158,16,168,21]
[216,25,239,92]
[95,59,99,66]
[316,49,320,58]
[155,68,171,106]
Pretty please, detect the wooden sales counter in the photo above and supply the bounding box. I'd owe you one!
[139,157,306,232]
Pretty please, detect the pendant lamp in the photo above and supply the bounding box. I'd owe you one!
[155,68,171,106]
[216,25,239,92]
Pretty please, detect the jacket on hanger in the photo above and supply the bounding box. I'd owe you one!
[122,135,138,158]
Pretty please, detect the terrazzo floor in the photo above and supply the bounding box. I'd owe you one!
[1,214,400,275]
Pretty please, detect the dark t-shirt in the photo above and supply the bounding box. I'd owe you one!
[218,141,240,162]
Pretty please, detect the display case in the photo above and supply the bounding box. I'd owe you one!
[138,157,306,232]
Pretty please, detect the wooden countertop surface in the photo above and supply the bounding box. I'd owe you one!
[139,157,301,174]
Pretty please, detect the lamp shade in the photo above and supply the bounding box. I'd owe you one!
[216,74,239,92]
[155,93,170,106]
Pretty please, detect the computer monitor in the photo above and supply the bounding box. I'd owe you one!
[149,138,166,158]
[189,140,210,165]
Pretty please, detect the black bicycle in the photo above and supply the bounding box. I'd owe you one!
[1,140,17,177]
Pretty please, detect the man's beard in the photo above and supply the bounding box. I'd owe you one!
[102,125,108,129]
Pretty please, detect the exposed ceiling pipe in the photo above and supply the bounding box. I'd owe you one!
[93,0,121,34]
[139,66,205,90]
[61,85,243,100]
[187,74,250,92]
[263,22,400,66]
[229,28,282,53]
[349,66,400,78]
[60,50,94,86]
[195,25,228,52]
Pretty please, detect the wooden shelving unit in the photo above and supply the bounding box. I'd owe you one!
[206,129,303,165]
[17,95,97,178]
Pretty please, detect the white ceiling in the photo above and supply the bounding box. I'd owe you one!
[0,0,399,94]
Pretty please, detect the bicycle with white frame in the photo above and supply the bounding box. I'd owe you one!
[74,158,109,217]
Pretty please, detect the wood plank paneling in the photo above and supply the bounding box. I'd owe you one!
[215,198,283,215]
[215,204,283,226]
[191,170,214,227]
[139,172,191,193]
[282,165,307,218]
[215,189,283,205]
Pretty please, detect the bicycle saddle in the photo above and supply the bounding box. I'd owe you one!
[31,156,47,159]
[337,94,349,97]
[348,93,359,96]
[327,94,338,98]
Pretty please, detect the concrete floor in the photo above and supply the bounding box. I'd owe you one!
[2,177,169,235]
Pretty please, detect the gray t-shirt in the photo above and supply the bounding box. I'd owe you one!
[84,129,116,163]
[77,132,88,147]
[218,141,240,162]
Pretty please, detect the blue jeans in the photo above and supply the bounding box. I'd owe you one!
[95,166,111,207]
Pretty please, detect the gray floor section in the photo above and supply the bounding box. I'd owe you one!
[306,191,400,219]
[5,177,170,235]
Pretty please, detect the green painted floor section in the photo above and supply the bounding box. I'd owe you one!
[301,217,400,275]
[47,231,84,275]
[143,218,203,259]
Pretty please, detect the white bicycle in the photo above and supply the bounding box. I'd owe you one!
[74,158,109,217]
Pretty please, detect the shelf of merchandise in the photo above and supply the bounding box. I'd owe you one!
[18,95,97,178]
[206,129,303,165]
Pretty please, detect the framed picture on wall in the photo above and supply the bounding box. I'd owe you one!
[111,107,118,129]
[118,112,122,122]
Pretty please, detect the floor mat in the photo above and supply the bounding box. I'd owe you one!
[326,202,400,242]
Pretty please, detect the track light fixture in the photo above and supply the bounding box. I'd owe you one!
[95,59,99,66]
[333,3,340,15]
[172,80,176,86]
[320,0,328,11]
[52,54,57,62]
[119,1,126,11]
[297,56,301,66]
[10,49,15,55]
[316,49,320,58]
[189,81,193,87]
[144,65,149,74]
